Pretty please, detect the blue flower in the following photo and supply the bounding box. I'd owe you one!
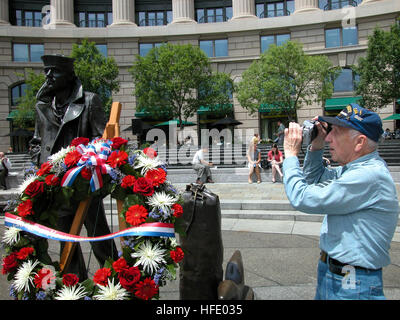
[154,267,166,285]
[108,169,119,181]
[149,211,161,219]
[128,154,137,165]
[36,291,47,300]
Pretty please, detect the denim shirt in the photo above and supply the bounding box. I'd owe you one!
[283,149,399,269]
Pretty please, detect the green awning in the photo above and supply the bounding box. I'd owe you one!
[325,96,362,110]
[7,110,35,121]
[197,104,233,114]
[259,103,283,113]
[382,114,400,121]
[134,110,150,118]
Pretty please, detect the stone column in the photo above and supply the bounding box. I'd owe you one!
[231,0,257,20]
[110,0,136,26]
[293,0,321,14]
[0,0,9,25]
[49,0,75,26]
[171,0,196,24]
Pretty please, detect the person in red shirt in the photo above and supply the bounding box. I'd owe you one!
[267,143,284,183]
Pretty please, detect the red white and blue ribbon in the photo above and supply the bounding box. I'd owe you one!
[4,213,175,242]
[61,140,113,192]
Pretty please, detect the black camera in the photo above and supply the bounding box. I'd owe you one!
[302,120,319,146]
[302,120,332,145]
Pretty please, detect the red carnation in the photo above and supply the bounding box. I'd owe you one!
[121,175,136,189]
[37,162,52,176]
[93,268,112,286]
[112,257,128,273]
[134,277,159,300]
[1,252,18,275]
[170,247,184,263]
[126,204,148,227]
[34,267,55,289]
[143,147,157,159]
[70,137,90,147]
[145,168,166,187]
[24,180,44,198]
[172,203,183,218]
[107,150,128,168]
[80,167,92,180]
[45,174,60,186]
[111,137,128,150]
[64,150,82,167]
[118,266,141,292]
[16,247,34,260]
[17,199,34,217]
[133,177,154,196]
[62,273,79,287]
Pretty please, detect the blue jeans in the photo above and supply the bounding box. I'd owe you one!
[314,259,386,300]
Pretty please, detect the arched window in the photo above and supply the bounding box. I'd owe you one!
[10,82,27,106]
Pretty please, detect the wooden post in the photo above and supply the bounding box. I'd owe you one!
[59,198,92,272]
[60,101,125,273]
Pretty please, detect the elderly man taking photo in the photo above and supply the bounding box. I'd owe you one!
[283,103,399,300]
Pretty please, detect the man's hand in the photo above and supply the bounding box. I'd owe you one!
[310,121,328,151]
[284,122,303,158]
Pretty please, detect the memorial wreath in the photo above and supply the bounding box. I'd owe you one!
[1,137,184,300]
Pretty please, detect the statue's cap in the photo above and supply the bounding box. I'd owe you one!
[41,54,75,72]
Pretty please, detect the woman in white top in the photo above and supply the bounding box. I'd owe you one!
[247,137,261,184]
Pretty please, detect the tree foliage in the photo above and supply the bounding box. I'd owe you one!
[129,43,234,129]
[354,19,400,110]
[236,41,339,119]
[13,70,45,129]
[71,39,120,114]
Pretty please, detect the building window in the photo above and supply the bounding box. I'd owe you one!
[11,83,27,106]
[14,9,49,27]
[13,44,44,62]
[77,11,112,27]
[196,7,232,23]
[261,34,290,53]
[325,26,358,48]
[333,68,360,92]
[137,11,172,26]
[199,39,228,58]
[256,1,295,18]
[319,0,362,10]
[139,43,164,57]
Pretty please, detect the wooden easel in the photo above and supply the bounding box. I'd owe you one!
[59,101,127,273]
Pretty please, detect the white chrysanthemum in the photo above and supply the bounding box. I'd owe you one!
[147,191,177,215]
[18,174,38,195]
[134,154,163,175]
[54,284,87,300]
[13,260,39,293]
[131,240,166,275]
[2,227,21,246]
[93,279,129,300]
[48,146,74,166]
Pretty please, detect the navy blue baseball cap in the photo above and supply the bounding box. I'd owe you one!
[318,103,383,142]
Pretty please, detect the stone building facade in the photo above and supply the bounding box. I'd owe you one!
[0,0,399,151]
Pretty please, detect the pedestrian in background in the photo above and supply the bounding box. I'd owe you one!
[267,143,283,183]
[0,151,11,190]
[192,146,214,184]
[283,103,399,300]
[247,136,261,184]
